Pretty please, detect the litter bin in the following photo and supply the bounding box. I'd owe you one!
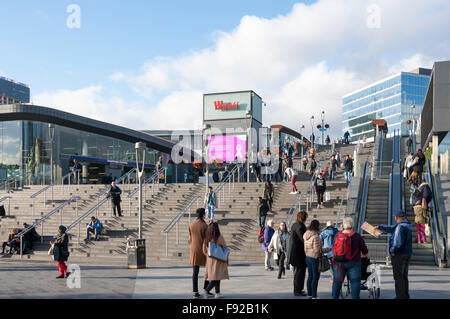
[127,238,146,269]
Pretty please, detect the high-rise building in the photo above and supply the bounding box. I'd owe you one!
[0,76,30,104]
[342,68,431,142]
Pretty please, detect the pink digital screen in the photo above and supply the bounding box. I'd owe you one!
[207,135,247,163]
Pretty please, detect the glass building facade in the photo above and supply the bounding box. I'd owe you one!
[0,120,166,184]
[0,77,30,104]
[342,70,431,142]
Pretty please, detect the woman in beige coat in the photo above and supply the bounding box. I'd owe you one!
[202,222,229,299]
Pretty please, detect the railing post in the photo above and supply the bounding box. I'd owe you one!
[164,168,167,185]
[41,222,44,244]
[20,236,23,259]
[165,232,168,257]
[60,207,63,225]
[8,197,10,216]
[32,198,35,216]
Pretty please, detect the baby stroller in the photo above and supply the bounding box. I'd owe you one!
[340,257,381,299]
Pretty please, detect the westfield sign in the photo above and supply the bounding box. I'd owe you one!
[214,100,239,110]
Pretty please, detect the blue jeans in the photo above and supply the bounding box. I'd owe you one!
[259,215,266,229]
[330,170,335,180]
[207,204,215,221]
[344,171,351,186]
[332,261,362,299]
[306,257,320,298]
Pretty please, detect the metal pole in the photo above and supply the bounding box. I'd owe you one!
[41,223,44,244]
[8,197,10,216]
[165,233,168,257]
[60,207,63,225]
[20,237,23,258]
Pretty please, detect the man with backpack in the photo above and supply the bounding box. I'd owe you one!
[375,210,412,299]
[331,217,369,299]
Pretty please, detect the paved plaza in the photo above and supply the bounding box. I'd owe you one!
[0,259,449,299]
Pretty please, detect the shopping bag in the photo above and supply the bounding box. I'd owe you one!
[425,224,431,237]
[324,192,331,201]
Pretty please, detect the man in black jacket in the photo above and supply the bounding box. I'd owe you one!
[330,155,338,181]
[108,181,123,217]
[257,197,269,228]
[288,210,308,296]
[343,155,353,187]
[314,173,327,209]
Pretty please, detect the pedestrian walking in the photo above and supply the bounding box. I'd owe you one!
[412,183,432,244]
[404,152,414,179]
[262,220,275,271]
[304,219,328,299]
[263,181,274,211]
[203,222,229,299]
[257,197,269,229]
[375,210,412,299]
[331,217,369,299]
[343,155,353,187]
[204,186,217,222]
[309,159,317,176]
[344,131,350,144]
[314,173,327,209]
[325,135,330,146]
[287,211,308,296]
[189,208,209,299]
[406,137,413,153]
[285,167,299,194]
[309,147,316,160]
[302,155,308,172]
[71,159,82,184]
[411,149,426,185]
[268,221,291,279]
[50,225,70,279]
[320,221,338,284]
[108,181,123,217]
[330,155,338,181]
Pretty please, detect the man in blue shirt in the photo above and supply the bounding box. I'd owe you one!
[375,210,412,299]
[320,221,338,283]
[86,216,103,242]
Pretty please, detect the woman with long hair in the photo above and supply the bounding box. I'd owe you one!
[202,222,229,298]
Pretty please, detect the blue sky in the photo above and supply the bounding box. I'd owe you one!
[0,0,448,138]
[0,0,310,95]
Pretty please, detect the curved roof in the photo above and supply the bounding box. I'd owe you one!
[0,104,176,154]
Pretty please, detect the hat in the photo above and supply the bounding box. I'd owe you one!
[394,210,406,217]
[58,225,67,233]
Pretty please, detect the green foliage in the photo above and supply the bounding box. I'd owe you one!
[424,147,432,171]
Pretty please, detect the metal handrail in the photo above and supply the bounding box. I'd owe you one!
[356,161,370,234]
[285,164,321,229]
[161,165,242,256]
[425,159,448,267]
[30,171,74,199]
[335,196,346,230]
[65,196,109,244]
[127,167,165,198]
[94,168,138,200]
[16,196,80,257]
[2,172,27,191]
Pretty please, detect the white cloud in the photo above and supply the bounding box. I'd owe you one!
[34,0,450,138]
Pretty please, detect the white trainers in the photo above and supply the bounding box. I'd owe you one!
[215,294,224,299]
[289,192,295,194]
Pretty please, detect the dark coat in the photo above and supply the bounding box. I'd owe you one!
[109,186,122,204]
[287,222,306,267]
[54,233,69,262]
[257,200,269,217]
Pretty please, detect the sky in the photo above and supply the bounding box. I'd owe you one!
[1,0,449,139]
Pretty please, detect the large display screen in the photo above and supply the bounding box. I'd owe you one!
[207,135,247,163]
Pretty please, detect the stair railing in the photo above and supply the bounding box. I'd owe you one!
[425,159,448,267]
[16,196,80,257]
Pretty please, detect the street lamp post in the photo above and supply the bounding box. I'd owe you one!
[48,124,55,185]
[135,142,146,240]
[321,111,325,145]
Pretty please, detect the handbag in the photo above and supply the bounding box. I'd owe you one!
[48,245,54,256]
[318,254,330,273]
[208,241,230,262]
[425,224,431,237]
[324,192,331,201]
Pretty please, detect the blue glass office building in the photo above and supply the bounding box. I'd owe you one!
[342,68,431,142]
[0,77,30,104]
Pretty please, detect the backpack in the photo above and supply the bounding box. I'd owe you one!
[332,231,358,262]
[258,227,264,243]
